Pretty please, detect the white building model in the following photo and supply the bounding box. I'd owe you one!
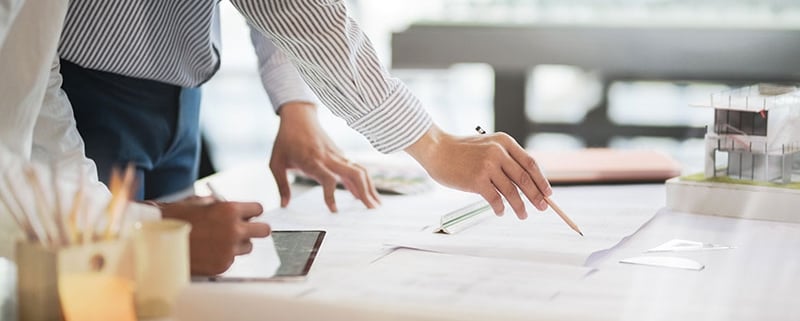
[700,84,800,184]
[666,84,800,223]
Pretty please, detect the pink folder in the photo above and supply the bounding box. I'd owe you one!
[531,148,681,184]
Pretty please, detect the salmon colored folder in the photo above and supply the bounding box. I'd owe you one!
[530,148,681,184]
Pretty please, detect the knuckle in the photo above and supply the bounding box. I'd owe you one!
[213,201,236,213]
[215,257,235,274]
[511,198,525,211]
[241,242,254,255]
[481,158,497,173]
[487,142,505,155]
[485,192,502,205]
[234,225,247,238]
[262,224,272,236]
[495,132,515,145]
[343,166,361,180]
[268,160,282,172]
[517,171,533,187]
[523,156,539,170]
[318,172,337,185]
[252,202,264,214]
[354,170,369,185]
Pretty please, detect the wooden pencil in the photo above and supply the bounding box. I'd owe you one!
[544,197,583,237]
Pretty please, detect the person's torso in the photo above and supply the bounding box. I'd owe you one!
[58,0,221,88]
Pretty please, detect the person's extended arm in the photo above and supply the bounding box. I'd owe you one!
[249,27,379,211]
[232,0,550,218]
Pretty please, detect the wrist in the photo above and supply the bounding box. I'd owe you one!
[277,101,316,119]
[404,124,446,167]
[141,200,164,209]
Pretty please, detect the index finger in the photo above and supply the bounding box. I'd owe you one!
[229,201,264,221]
[328,159,379,209]
[268,158,292,208]
[243,222,271,239]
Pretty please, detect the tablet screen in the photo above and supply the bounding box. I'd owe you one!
[272,230,325,278]
[205,230,325,282]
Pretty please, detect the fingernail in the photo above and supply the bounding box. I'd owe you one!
[537,200,547,210]
[519,211,528,220]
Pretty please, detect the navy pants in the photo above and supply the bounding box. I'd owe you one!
[60,59,201,201]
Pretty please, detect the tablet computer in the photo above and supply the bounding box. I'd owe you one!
[203,230,326,282]
[270,230,326,280]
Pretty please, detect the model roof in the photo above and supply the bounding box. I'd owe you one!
[693,83,800,112]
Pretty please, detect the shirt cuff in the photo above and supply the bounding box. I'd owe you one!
[262,67,318,113]
[350,82,433,153]
[124,202,162,225]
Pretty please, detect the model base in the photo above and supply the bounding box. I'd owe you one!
[666,176,800,223]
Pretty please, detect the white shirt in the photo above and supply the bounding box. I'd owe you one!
[0,0,158,259]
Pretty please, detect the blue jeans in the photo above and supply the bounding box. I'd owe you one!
[60,59,201,201]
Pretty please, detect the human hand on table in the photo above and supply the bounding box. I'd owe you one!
[159,196,271,275]
[405,124,552,219]
[270,102,380,212]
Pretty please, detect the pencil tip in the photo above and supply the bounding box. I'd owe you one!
[579,232,584,237]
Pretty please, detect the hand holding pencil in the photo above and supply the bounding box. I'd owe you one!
[405,124,552,218]
[404,124,583,236]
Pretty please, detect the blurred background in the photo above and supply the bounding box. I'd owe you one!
[200,0,800,176]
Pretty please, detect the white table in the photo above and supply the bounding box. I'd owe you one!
[172,163,800,321]
[3,162,798,321]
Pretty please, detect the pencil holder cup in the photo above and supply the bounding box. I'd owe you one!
[16,238,137,321]
[133,218,191,318]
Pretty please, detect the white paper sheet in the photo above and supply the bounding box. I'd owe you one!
[384,184,664,265]
[255,185,480,233]
[251,184,662,268]
[302,248,594,312]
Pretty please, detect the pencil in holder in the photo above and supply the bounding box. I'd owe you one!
[16,238,137,321]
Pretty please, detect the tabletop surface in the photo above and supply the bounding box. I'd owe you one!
[3,161,799,321]
[176,163,800,321]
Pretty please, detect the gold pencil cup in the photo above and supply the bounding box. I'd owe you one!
[16,239,137,321]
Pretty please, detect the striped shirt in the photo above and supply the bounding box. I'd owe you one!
[59,0,432,153]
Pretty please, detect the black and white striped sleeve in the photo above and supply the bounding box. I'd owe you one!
[231,0,432,153]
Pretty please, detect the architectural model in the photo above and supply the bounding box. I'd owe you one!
[666,84,800,223]
[702,83,800,184]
